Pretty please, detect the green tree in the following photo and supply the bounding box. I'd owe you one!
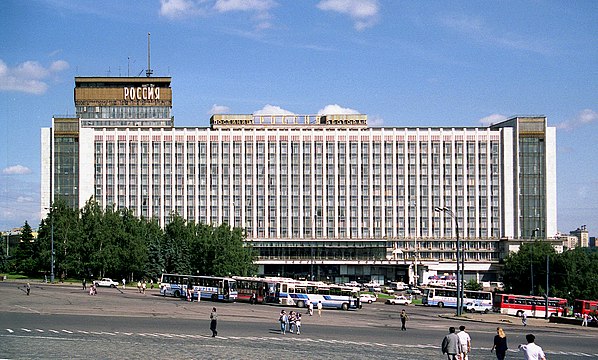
[14,221,38,275]
[465,279,483,291]
[550,247,598,302]
[502,240,556,296]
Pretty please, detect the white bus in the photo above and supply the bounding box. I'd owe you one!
[422,287,493,311]
[275,280,360,311]
[159,273,237,302]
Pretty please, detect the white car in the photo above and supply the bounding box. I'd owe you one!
[360,293,377,304]
[464,302,490,313]
[385,295,412,306]
[94,278,119,288]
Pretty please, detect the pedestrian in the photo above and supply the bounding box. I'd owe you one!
[122,278,126,289]
[317,301,323,317]
[295,313,302,335]
[210,307,218,337]
[308,301,314,316]
[137,280,142,293]
[279,310,288,335]
[289,311,296,333]
[582,312,588,327]
[441,326,461,360]
[518,334,546,360]
[457,325,471,360]
[82,278,86,290]
[491,327,508,360]
[250,291,257,305]
[400,309,408,331]
[142,280,146,295]
[150,279,154,289]
[26,283,31,296]
[521,312,528,326]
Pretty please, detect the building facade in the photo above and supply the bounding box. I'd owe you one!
[41,76,557,284]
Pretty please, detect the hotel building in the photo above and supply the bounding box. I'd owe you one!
[41,76,557,284]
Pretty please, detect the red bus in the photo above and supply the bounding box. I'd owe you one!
[493,294,567,318]
[574,299,598,316]
[233,277,279,304]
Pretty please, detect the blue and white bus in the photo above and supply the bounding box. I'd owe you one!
[275,280,360,311]
[422,287,493,311]
[160,273,237,302]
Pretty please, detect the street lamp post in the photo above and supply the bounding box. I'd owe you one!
[50,206,55,283]
[435,206,462,316]
[530,228,539,296]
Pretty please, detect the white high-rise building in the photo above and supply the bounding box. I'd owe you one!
[42,76,557,284]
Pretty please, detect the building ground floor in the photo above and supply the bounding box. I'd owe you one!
[256,260,501,287]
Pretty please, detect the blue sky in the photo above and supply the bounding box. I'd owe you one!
[0,0,596,236]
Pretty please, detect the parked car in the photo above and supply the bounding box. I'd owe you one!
[344,281,362,288]
[464,302,490,313]
[385,295,412,306]
[405,288,422,295]
[363,282,382,292]
[360,293,377,304]
[94,278,119,288]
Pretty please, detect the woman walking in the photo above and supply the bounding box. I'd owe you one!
[491,327,508,360]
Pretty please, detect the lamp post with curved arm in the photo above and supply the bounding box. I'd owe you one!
[434,206,462,316]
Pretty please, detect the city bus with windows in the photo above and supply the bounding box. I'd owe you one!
[275,280,360,311]
[233,276,281,304]
[493,294,567,318]
[573,299,598,316]
[422,287,493,311]
[159,273,237,302]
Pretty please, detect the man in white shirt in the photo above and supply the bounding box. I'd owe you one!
[456,325,471,360]
[518,334,546,360]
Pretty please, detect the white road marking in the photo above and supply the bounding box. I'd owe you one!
[6,329,13,333]
[62,330,73,334]
[36,329,44,332]
[21,328,31,332]
[49,329,59,333]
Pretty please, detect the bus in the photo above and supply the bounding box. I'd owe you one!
[493,294,567,318]
[233,276,281,304]
[275,280,360,311]
[159,274,237,302]
[573,299,598,316]
[422,287,493,311]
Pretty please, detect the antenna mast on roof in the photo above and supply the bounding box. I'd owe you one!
[146,32,153,78]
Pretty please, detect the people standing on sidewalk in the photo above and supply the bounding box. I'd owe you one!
[522,312,528,326]
[400,309,408,331]
[137,280,142,293]
[457,325,471,360]
[441,326,461,360]
[582,312,589,326]
[210,307,218,337]
[491,327,508,360]
[518,334,546,360]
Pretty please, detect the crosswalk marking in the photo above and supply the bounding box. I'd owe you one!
[21,328,31,332]
[6,329,14,333]
[62,330,73,334]
[36,329,44,332]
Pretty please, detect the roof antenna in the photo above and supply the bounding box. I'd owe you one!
[146,32,153,78]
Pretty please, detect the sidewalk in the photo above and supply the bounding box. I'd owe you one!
[438,311,595,330]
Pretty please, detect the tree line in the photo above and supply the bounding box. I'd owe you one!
[1,198,257,282]
[502,240,598,302]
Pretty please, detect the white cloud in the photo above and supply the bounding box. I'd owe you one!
[439,13,551,55]
[2,165,32,175]
[367,115,384,127]
[160,0,275,29]
[0,58,69,95]
[317,104,359,115]
[557,109,598,131]
[317,0,379,31]
[159,0,203,19]
[478,113,507,126]
[209,104,231,114]
[253,104,295,115]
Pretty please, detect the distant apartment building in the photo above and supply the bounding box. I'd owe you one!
[41,75,557,284]
[570,225,589,248]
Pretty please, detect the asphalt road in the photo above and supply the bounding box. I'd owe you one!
[0,281,596,359]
